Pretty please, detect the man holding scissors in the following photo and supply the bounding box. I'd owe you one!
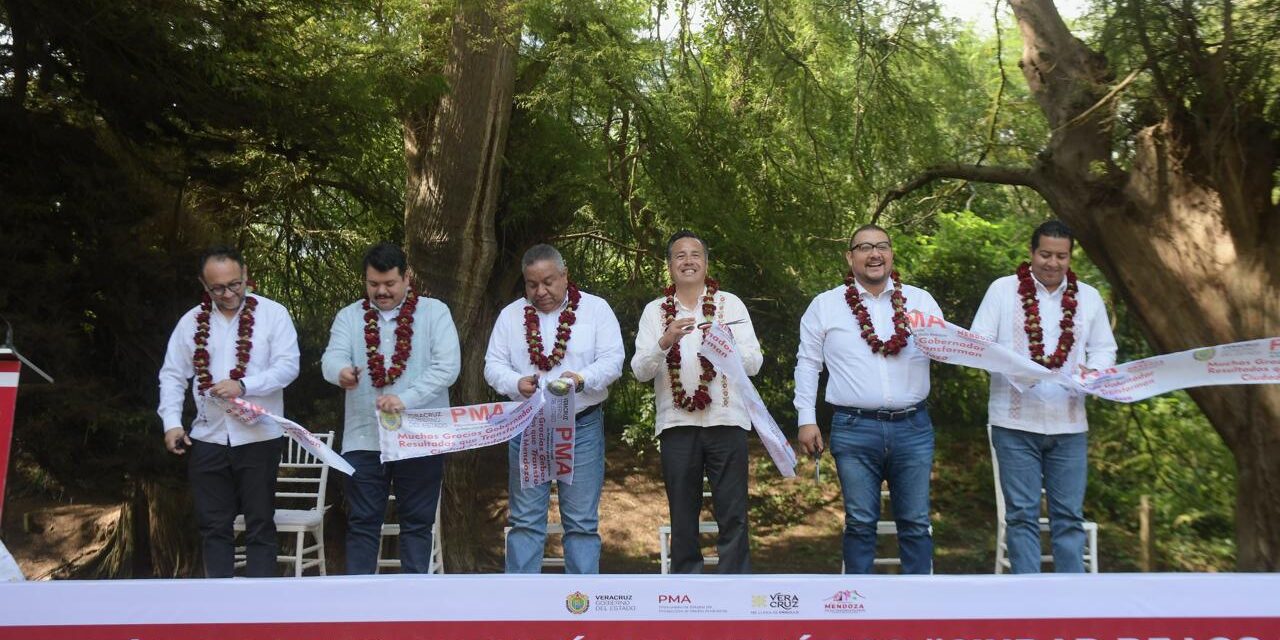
[633,230,763,573]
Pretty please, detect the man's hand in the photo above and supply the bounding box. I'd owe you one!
[376,394,406,414]
[658,317,696,350]
[164,427,192,455]
[517,375,539,398]
[209,379,244,399]
[559,371,585,393]
[797,424,825,457]
[338,366,361,390]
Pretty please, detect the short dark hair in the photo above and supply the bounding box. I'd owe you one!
[849,223,889,249]
[666,230,708,260]
[1031,220,1074,252]
[363,242,408,276]
[198,245,244,274]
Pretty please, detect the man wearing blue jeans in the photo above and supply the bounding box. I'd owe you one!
[485,244,624,573]
[971,221,1116,573]
[794,224,945,574]
[321,242,461,574]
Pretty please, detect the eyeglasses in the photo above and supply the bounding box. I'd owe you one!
[203,280,245,297]
[850,241,893,254]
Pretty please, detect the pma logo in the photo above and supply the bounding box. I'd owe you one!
[824,589,866,614]
[1193,348,1216,362]
[565,591,590,615]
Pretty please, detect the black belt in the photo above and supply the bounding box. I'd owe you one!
[833,401,925,422]
[575,404,601,421]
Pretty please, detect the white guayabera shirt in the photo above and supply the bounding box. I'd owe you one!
[970,273,1117,434]
[631,288,763,434]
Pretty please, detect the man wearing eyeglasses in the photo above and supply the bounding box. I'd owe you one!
[157,246,300,578]
[793,224,944,574]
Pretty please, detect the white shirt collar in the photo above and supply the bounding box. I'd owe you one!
[853,277,898,300]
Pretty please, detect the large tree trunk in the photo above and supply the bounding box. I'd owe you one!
[881,0,1279,569]
[403,0,519,571]
[1007,0,1279,571]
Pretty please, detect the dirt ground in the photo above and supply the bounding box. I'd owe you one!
[2,434,996,578]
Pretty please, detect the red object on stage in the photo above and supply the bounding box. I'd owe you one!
[0,352,20,524]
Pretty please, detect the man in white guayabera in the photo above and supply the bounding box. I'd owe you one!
[971,220,1116,573]
[632,230,762,573]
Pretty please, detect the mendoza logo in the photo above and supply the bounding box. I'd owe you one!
[823,589,867,614]
[565,591,590,615]
[1193,348,1216,361]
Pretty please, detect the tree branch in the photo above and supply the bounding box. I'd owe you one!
[1050,65,1145,134]
[550,230,648,256]
[871,164,1039,222]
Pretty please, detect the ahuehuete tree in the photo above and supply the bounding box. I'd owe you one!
[876,0,1279,569]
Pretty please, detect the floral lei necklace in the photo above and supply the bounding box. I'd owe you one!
[363,289,419,388]
[1017,262,1078,370]
[193,290,257,394]
[844,270,911,356]
[662,277,719,412]
[525,283,581,371]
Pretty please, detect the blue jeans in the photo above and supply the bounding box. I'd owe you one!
[342,450,444,574]
[991,426,1088,573]
[506,406,605,573]
[829,405,934,574]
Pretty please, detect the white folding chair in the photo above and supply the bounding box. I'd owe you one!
[658,477,720,574]
[504,486,566,569]
[377,490,445,574]
[989,426,1099,573]
[234,431,333,576]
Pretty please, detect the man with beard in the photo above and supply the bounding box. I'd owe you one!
[484,244,624,573]
[970,220,1116,573]
[793,224,944,574]
[322,242,461,574]
[159,245,300,578]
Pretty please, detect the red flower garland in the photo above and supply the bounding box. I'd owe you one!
[662,277,719,412]
[525,283,581,371]
[844,270,911,356]
[363,289,419,388]
[193,293,258,394]
[1017,262,1078,370]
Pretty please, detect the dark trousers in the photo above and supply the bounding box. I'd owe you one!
[343,450,444,574]
[188,437,283,578]
[660,425,751,573]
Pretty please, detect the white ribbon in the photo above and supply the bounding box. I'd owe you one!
[699,323,798,477]
[909,313,1280,402]
[378,383,577,489]
[213,397,355,476]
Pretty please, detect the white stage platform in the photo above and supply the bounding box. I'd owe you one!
[1,573,1277,639]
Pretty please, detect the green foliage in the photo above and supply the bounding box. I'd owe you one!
[0,0,1242,572]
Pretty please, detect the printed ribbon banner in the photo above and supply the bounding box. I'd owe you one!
[378,384,576,489]
[212,397,355,476]
[700,323,798,477]
[517,381,576,489]
[908,312,1280,402]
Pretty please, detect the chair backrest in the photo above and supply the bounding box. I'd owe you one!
[276,431,333,513]
[987,426,1007,523]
